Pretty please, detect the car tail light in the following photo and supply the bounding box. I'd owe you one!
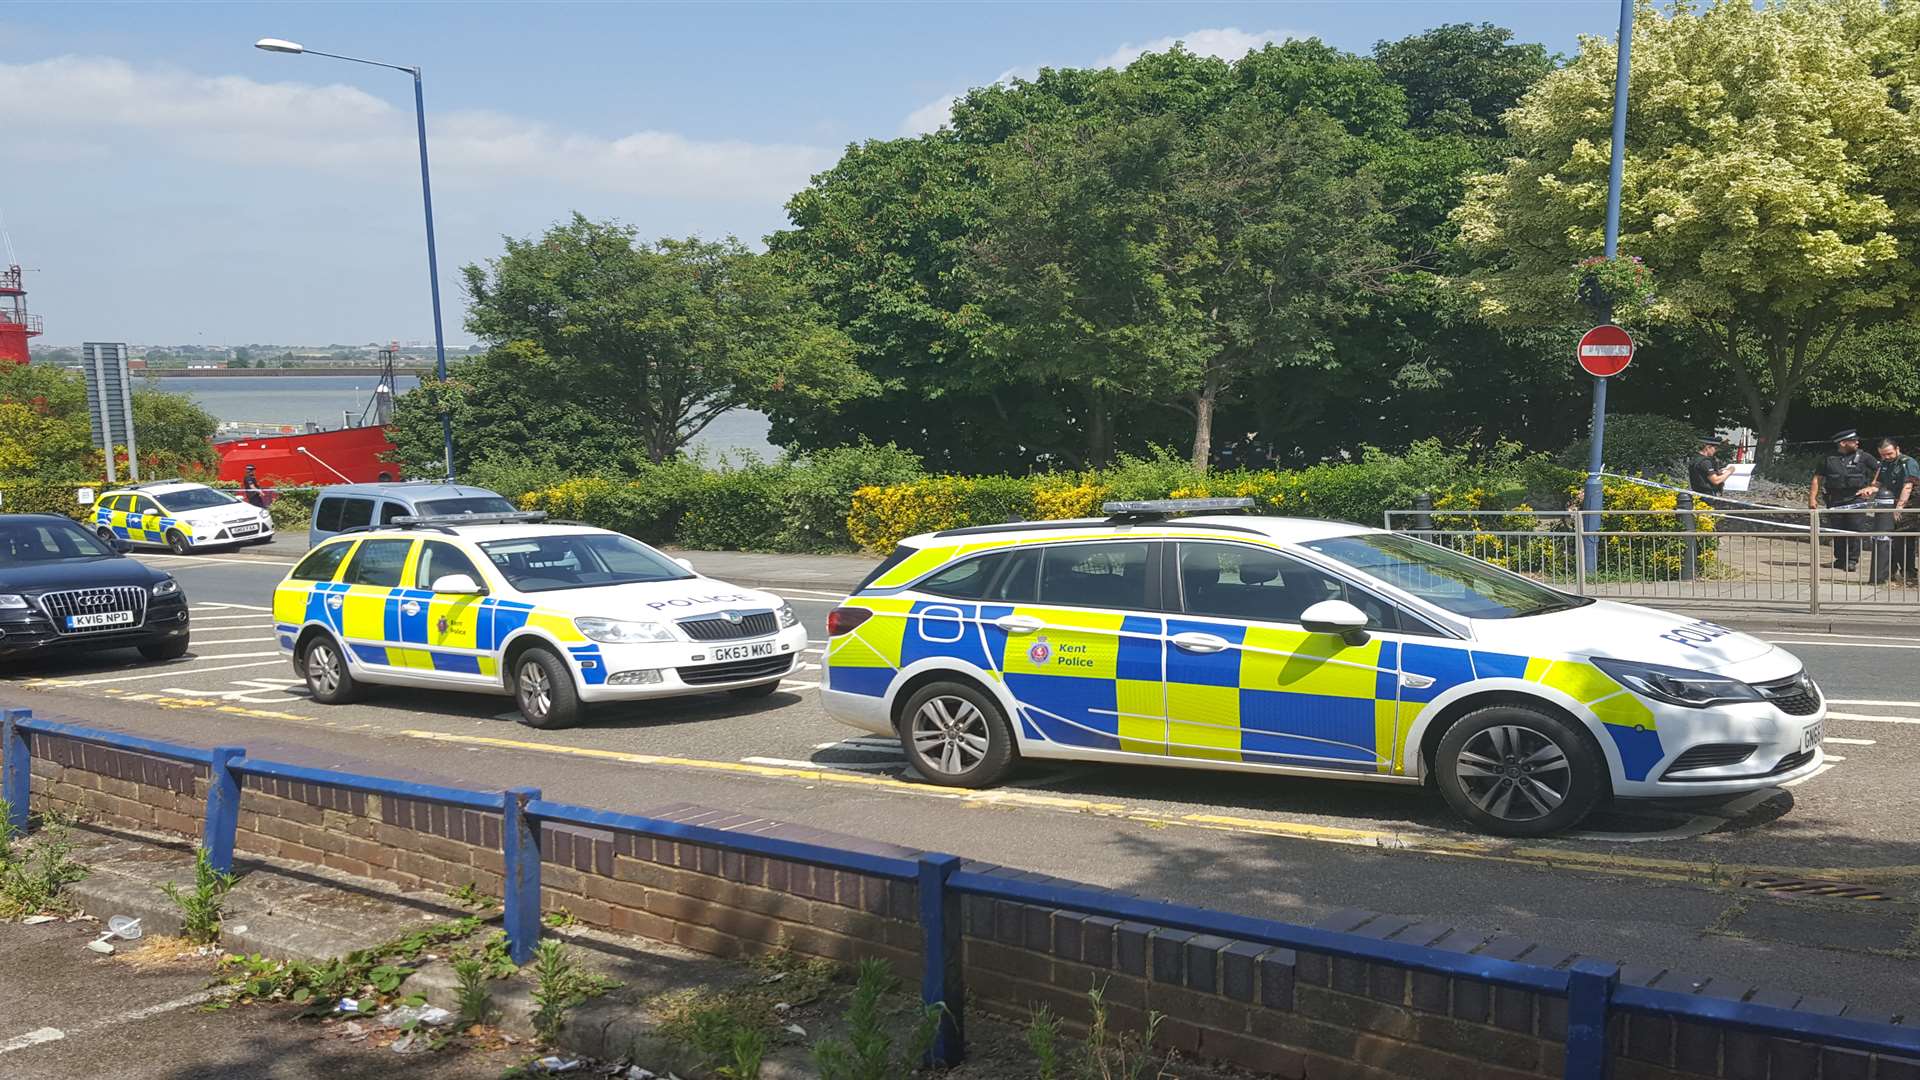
[826,607,871,637]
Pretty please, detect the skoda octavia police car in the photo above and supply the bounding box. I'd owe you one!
[92,481,274,554]
[273,512,807,727]
[822,499,1826,836]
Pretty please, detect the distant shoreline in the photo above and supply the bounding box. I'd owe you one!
[133,366,440,379]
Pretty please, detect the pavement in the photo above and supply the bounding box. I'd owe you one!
[2,550,1918,1022]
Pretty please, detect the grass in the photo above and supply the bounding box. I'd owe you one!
[160,848,237,944]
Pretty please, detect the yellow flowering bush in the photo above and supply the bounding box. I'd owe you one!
[847,476,1037,553]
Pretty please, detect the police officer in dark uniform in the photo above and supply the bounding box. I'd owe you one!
[1810,429,1877,571]
[1687,437,1733,502]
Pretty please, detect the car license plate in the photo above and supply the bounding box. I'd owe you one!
[231,524,260,537]
[67,611,134,629]
[1801,721,1824,753]
[711,641,774,662]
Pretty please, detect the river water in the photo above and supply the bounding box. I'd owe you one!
[156,375,779,461]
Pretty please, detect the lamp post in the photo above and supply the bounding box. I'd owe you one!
[255,37,455,479]
[1580,0,1635,572]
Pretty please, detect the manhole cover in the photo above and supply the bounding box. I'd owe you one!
[1739,876,1892,901]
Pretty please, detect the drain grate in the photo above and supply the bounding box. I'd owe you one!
[1739,876,1891,901]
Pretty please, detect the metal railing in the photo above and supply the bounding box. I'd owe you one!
[3,706,1915,1075]
[1386,498,1920,613]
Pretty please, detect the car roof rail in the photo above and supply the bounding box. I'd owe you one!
[130,478,190,490]
[1102,497,1255,522]
[930,517,1269,539]
[389,510,549,529]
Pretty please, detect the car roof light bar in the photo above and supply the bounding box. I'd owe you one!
[1101,497,1255,521]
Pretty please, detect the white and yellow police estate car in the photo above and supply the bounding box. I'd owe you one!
[92,481,275,554]
[273,512,806,727]
[822,499,1826,836]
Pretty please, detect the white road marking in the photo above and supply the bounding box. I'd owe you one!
[186,613,277,622]
[138,553,296,567]
[777,679,820,689]
[1823,755,1847,762]
[190,601,272,611]
[1782,763,1837,788]
[1823,699,1920,708]
[0,1028,64,1054]
[1824,736,1877,746]
[1773,640,1920,650]
[742,756,898,773]
[1762,631,1920,643]
[0,988,227,1056]
[1826,711,1920,725]
[814,736,902,751]
[60,658,286,686]
[785,596,842,604]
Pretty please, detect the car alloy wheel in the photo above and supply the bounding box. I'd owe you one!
[308,643,342,696]
[1452,723,1572,823]
[518,661,552,720]
[910,694,991,776]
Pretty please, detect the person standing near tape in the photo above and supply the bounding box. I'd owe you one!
[1688,436,1733,504]
[1810,429,1877,572]
[1867,436,1919,586]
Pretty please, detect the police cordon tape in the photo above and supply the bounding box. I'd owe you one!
[1592,472,1892,536]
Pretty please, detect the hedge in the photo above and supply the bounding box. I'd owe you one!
[0,478,320,532]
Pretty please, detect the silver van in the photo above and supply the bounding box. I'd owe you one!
[306,482,517,547]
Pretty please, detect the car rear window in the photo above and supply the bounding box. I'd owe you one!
[414,496,517,516]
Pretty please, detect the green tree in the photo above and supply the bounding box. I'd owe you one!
[1455,0,1920,461]
[131,386,220,474]
[0,365,217,479]
[1372,22,1556,139]
[460,215,867,465]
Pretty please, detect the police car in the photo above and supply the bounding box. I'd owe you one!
[91,481,275,554]
[822,499,1826,837]
[272,512,807,727]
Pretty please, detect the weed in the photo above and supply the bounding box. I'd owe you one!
[452,954,498,1027]
[528,939,617,1045]
[812,957,942,1080]
[0,805,90,918]
[687,1004,768,1079]
[542,907,578,930]
[160,848,237,944]
[1078,981,1166,1080]
[446,882,497,910]
[1028,1004,1063,1080]
[219,915,483,1011]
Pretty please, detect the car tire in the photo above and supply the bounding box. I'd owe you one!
[96,527,116,546]
[513,648,583,729]
[728,680,782,699]
[301,635,363,705]
[1434,704,1605,837]
[898,680,1016,789]
[165,530,191,555]
[138,637,190,662]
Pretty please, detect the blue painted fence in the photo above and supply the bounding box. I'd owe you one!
[3,705,1914,1076]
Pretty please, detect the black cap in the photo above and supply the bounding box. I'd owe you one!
[1699,436,1724,447]
[1833,428,1860,442]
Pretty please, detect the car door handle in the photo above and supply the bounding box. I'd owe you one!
[995,615,1045,634]
[1171,632,1231,654]
[401,601,422,617]
[326,595,343,609]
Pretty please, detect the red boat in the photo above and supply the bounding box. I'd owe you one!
[215,424,399,485]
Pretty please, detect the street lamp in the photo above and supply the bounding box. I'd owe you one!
[255,37,455,480]
[1581,0,1636,571]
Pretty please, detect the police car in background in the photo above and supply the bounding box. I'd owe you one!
[92,481,275,554]
[822,499,1826,837]
[273,511,807,727]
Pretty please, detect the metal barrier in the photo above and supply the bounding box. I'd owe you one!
[3,705,1916,1075]
[1385,502,1920,614]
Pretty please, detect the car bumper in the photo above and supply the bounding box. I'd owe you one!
[575,623,810,702]
[0,601,190,658]
[1612,695,1829,798]
[187,525,274,547]
[821,686,895,736]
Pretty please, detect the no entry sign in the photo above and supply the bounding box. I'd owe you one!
[1577,324,1634,377]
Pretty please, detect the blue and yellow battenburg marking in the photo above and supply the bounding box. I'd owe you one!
[827,597,1664,779]
[272,538,598,682]
[93,500,190,546]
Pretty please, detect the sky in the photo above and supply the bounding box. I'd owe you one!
[3,2,1618,347]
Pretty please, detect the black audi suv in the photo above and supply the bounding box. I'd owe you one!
[0,514,191,663]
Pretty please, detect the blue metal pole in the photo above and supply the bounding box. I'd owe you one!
[2,708,30,834]
[1564,959,1619,1079]
[502,786,542,965]
[202,747,244,874]
[1583,0,1635,571]
[411,69,455,480]
[918,853,965,1066]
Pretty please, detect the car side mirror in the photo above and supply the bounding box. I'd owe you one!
[110,538,133,555]
[673,558,695,572]
[1300,599,1370,646]
[430,573,484,595]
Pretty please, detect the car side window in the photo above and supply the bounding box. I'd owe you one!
[341,538,412,588]
[380,501,409,525]
[919,551,1013,600]
[290,542,352,583]
[1178,543,1402,630]
[1037,542,1153,610]
[416,541,484,591]
[315,497,373,534]
[133,497,161,516]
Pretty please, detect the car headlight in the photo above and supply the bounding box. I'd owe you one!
[0,594,27,611]
[777,602,798,629]
[152,578,181,597]
[573,617,676,644]
[1591,657,1763,709]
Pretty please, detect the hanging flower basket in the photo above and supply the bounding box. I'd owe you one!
[1569,255,1655,315]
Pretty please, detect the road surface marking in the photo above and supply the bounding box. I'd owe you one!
[1824,736,1877,746]
[1823,699,1920,708]
[1826,711,1920,724]
[187,612,277,622]
[0,1029,64,1054]
[1772,640,1920,650]
[0,988,228,1056]
[1783,763,1838,788]
[188,600,272,611]
[743,756,899,773]
[43,658,286,686]
[1763,631,1920,643]
[137,553,297,568]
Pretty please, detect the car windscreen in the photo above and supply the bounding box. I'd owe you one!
[0,521,115,564]
[477,534,694,592]
[414,496,518,516]
[153,487,238,512]
[1303,532,1591,620]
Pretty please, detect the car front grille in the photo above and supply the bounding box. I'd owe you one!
[36,586,148,635]
[1755,672,1821,716]
[1662,744,1758,778]
[678,610,777,642]
[677,654,795,686]
[1765,748,1817,776]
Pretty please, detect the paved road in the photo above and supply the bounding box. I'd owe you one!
[4,551,1917,1016]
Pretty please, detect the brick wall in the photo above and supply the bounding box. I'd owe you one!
[22,736,1916,1080]
[26,733,206,839]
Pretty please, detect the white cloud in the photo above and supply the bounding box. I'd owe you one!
[1095,27,1293,70]
[899,28,1293,135]
[0,55,834,203]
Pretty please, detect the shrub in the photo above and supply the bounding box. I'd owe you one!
[1556,413,1702,480]
[677,463,795,551]
[846,475,1037,553]
[774,443,924,553]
